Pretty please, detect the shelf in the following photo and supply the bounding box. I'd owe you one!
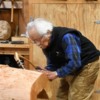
[0,1,22,9]
[0,43,30,48]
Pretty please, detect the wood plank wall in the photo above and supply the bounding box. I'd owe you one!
[18,0,30,35]
[28,0,100,68]
[31,0,100,3]
[25,0,100,99]
[0,0,100,99]
[31,3,100,49]
[20,0,100,50]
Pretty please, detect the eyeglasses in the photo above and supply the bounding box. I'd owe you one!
[32,35,44,45]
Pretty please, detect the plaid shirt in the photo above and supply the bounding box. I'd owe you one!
[46,33,81,77]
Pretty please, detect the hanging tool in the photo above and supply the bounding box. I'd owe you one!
[11,0,14,22]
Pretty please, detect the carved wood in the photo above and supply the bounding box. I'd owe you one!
[0,65,53,100]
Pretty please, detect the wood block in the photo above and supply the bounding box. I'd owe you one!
[0,65,52,100]
[11,36,29,43]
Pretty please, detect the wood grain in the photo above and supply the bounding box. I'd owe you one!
[32,4,67,28]
[66,4,100,49]
[30,3,100,99]
[0,65,53,100]
[30,0,100,4]
[31,3,100,49]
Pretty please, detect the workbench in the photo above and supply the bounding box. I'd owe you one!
[0,42,34,69]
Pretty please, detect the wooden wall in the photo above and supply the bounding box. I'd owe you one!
[20,0,100,49]
[18,0,29,35]
[25,0,100,99]
[28,0,100,3]
[1,0,100,99]
[24,0,100,67]
[1,0,100,49]
[31,3,100,49]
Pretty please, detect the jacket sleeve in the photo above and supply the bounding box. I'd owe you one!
[56,33,81,77]
[45,58,57,71]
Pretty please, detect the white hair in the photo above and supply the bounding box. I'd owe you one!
[26,18,53,36]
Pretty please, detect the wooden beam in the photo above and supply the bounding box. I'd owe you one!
[0,1,22,9]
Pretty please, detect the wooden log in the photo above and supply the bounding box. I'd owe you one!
[0,20,11,40]
[0,65,52,100]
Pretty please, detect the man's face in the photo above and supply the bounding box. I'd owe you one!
[28,28,51,49]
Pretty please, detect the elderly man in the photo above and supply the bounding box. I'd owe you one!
[26,18,100,100]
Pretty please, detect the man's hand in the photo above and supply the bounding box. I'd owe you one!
[35,67,58,80]
[43,70,58,81]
